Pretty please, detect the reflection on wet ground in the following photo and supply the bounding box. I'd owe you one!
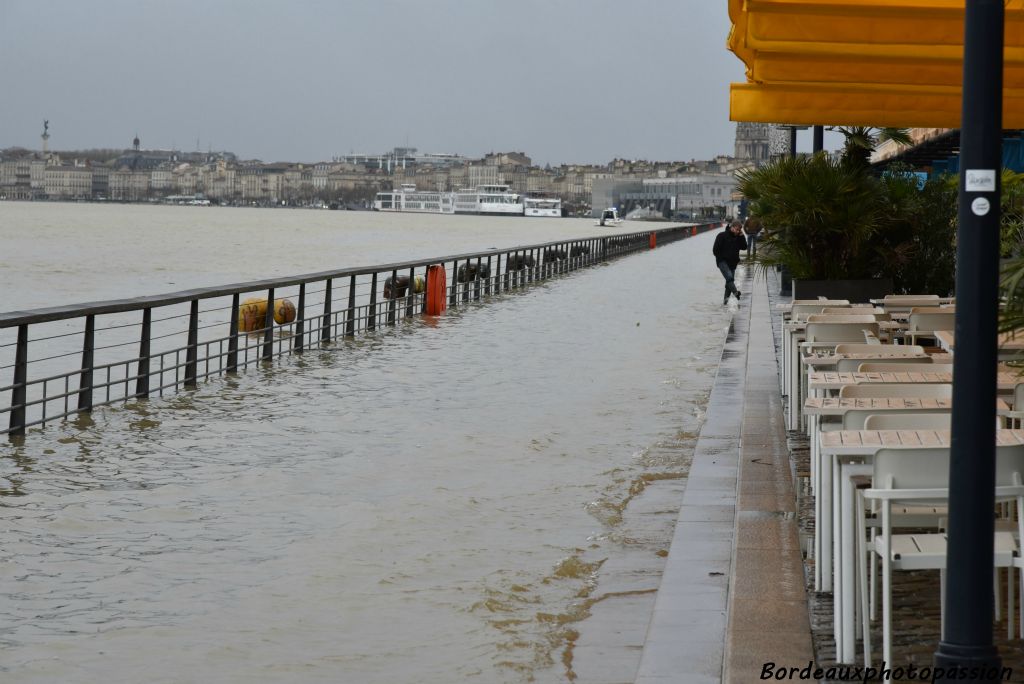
[2,234,730,683]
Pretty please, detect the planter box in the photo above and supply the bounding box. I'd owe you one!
[792,278,893,303]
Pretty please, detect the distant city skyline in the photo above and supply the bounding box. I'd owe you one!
[1,0,842,166]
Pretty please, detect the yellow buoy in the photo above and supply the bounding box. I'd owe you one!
[413,275,426,294]
[274,298,296,324]
[238,297,268,332]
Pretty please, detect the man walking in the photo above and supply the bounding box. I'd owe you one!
[713,220,747,305]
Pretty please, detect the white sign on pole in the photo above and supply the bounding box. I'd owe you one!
[965,169,997,192]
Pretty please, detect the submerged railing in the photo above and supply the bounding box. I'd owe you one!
[1,223,720,437]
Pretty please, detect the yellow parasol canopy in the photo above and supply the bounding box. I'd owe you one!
[728,0,1024,127]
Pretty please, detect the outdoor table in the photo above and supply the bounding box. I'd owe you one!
[935,329,1024,359]
[807,370,1020,394]
[819,428,1024,664]
[795,350,935,431]
[803,397,954,594]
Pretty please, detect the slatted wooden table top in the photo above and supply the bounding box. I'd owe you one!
[820,429,1024,452]
[807,371,1020,391]
[804,397,1008,414]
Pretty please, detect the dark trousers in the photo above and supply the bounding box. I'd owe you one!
[717,260,739,301]
[746,234,759,257]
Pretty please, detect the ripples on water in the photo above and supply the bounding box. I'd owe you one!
[1,225,731,683]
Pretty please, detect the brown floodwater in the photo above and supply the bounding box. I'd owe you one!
[0,202,731,683]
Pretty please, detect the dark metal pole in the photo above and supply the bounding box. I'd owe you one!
[812,125,824,154]
[295,283,306,352]
[136,308,151,397]
[262,288,275,361]
[184,300,199,388]
[77,314,95,412]
[227,294,240,373]
[9,324,28,436]
[789,127,797,158]
[934,0,1004,678]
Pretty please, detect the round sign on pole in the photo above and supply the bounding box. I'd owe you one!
[971,197,991,216]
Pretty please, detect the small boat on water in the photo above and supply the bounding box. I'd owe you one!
[595,208,623,227]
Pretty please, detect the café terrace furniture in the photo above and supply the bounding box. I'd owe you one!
[905,308,956,346]
[783,318,882,429]
[795,346,934,430]
[803,397,955,593]
[935,329,1024,360]
[819,429,1024,664]
[858,446,1024,667]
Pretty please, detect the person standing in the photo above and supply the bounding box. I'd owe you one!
[713,220,748,305]
[743,215,763,258]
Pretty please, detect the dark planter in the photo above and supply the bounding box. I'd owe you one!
[792,278,893,303]
[779,266,792,296]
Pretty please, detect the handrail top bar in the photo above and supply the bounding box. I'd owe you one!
[0,223,710,328]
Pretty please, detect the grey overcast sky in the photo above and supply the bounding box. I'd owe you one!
[1,0,838,165]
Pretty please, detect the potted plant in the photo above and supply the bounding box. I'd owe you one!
[736,145,958,301]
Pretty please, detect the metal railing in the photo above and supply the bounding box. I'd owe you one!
[1,222,720,437]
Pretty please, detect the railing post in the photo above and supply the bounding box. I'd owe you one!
[78,314,95,412]
[227,294,240,372]
[462,259,471,303]
[452,259,460,307]
[406,267,416,319]
[368,273,378,331]
[322,278,333,343]
[136,308,152,397]
[262,288,275,361]
[9,324,28,436]
[474,257,482,300]
[295,283,306,352]
[185,300,199,388]
[486,256,493,295]
[388,269,397,325]
[346,275,356,337]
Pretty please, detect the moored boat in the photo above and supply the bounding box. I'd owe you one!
[453,185,523,216]
[373,184,455,214]
[522,195,562,218]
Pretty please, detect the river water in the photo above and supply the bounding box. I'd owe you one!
[0,203,731,683]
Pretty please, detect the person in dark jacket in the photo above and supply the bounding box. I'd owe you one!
[713,220,747,305]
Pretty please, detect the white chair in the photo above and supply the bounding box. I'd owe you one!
[804,320,881,347]
[839,383,952,399]
[857,361,948,373]
[858,446,1024,666]
[822,307,891,321]
[999,382,1024,428]
[906,308,957,346]
[835,344,925,356]
[837,357,933,372]
[863,413,952,430]
[882,297,943,314]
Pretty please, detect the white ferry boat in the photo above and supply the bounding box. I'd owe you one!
[453,185,524,216]
[522,195,562,218]
[373,184,455,214]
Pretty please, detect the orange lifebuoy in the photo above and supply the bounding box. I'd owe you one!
[649,233,657,249]
[692,226,697,236]
[425,264,447,315]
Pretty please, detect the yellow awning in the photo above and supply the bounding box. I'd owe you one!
[728,0,1024,127]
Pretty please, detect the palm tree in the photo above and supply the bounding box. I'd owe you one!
[828,126,913,169]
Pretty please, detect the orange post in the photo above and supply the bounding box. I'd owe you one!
[692,226,697,236]
[425,264,447,315]
[649,232,657,249]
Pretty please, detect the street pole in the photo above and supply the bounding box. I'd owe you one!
[934,0,1003,680]
[812,126,824,154]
